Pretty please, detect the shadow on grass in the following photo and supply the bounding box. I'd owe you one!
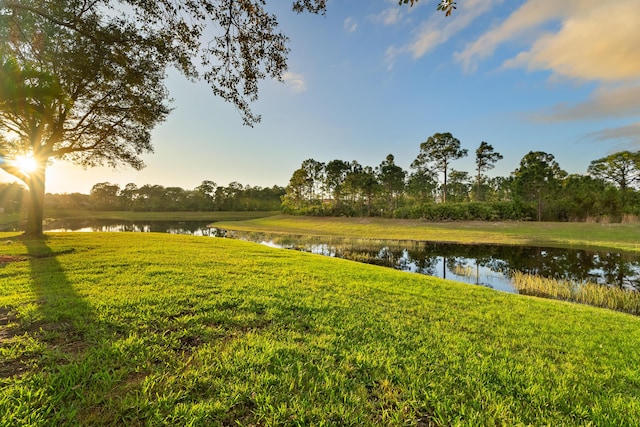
[23,237,95,358]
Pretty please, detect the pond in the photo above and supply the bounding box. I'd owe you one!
[42,218,215,236]
[212,228,640,293]
[9,218,639,294]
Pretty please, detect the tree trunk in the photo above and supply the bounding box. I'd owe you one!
[537,191,542,222]
[25,166,46,237]
[442,164,448,203]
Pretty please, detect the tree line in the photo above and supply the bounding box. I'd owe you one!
[0,181,284,213]
[3,131,639,222]
[282,132,640,222]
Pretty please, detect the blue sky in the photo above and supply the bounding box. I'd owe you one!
[30,0,640,193]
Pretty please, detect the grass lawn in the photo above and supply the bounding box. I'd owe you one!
[214,214,640,253]
[1,232,639,426]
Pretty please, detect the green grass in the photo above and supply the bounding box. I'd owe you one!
[1,232,640,426]
[214,214,640,253]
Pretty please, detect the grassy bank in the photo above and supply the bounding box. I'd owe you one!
[214,215,640,253]
[1,232,639,426]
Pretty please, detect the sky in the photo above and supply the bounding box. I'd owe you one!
[6,0,640,194]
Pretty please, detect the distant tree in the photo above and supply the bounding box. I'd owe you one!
[0,181,26,213]
[377,154,406,211]
[301,159,325,202]
[324,159,351,206]
[44,192,90,210]
[445,169,471,203]
[282,168,312,211]
[191,180,217,210]
[511,151,566,221]
[244,185,285,211]
[90,182,121,211]
[136,185,167,211]
[355,166,380,215]
[483,176,512,202]
[557,174,610,221]
[163,187,189,211]
[412,132,468,203]
[215,182,246,210]
[118,183,139,211]
[587,151,640,191]
[475,141,503,201]
[341,161,364,206]
[406,168,437,204]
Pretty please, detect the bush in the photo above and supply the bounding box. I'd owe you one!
[391,202,534,221]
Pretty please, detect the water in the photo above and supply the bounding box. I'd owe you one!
[212,229,640,293]
[43,218,215,236]
[11,218,639,293]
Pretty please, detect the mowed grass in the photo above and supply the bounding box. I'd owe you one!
[1,232,640,426]
[214,215,640,253]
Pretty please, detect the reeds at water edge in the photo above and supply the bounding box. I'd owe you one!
[511,271,640,316]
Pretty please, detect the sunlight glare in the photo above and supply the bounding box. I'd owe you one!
[13,155,39,174]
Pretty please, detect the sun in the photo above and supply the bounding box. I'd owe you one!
[13,155,39,174]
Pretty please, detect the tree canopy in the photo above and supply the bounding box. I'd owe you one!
[475,141,503,201]
[0,1,171,235]
[412,132,468,203]
[511,151,566,221]
[0,0,454,236]
[587,151,640,191]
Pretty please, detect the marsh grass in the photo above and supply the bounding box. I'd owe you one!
[512,271,640,315]
[1,232,640,426]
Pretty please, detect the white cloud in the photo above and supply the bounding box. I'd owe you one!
[454,0,571,72]
[452,0,640,147]
[533,85,640,122]
[344,17,358,33]
[283,72,307,93]
[369,7,403,26]
[455,0,640,82]
[585,122,640,148]
[387,0,501,63]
